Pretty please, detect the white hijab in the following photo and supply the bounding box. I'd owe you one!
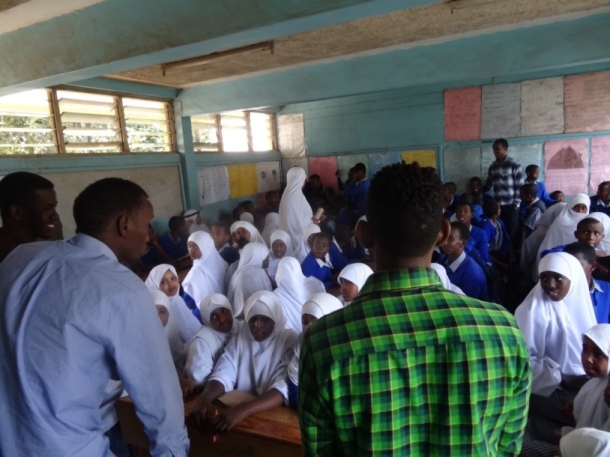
[288,292,343,385]
[267,230,294,278]
[590,212,610,253]
[230,220,267,247]
[515,252,597,396]
[296,224,321,263]
[227,242,273,318]
[183,209,210,234]
[279,167,313,252]
[240,212,255,225]
[274,257,326,332]
[561,428,610,457]
[572,324,610,432]
[261,213,279,247]
[150,288,188,371]
[430,263,465,295]
[337,263,374,306]
[538,194,591,260]
[208,291,297,401]
[182,231,228,305]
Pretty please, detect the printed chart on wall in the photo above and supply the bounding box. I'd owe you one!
[337,154,368,182]
[544,139,589,195]
[481,83,521,139]
[197,166,231,206]
[367,151,401,177]
[277,114,306,158]
[521,78,564,136]
[309,156,339,192]
[401,150,436,169]
[590,137,610,194]
[256,162,281,193]
[443,148,481,193]
[444,87,481,141]
[480,143,543,180]
[228,164,258,199]
[564,70,610,133]
[281,157,308,183]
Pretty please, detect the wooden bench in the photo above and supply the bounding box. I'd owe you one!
[117,395,302,457]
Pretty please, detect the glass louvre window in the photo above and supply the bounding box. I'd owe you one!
[192,115,220,152]
[250,112,275,152]
[220,111,249,153]
[0,89,56,155]
[57,90,122,154]
[122,97,173,153]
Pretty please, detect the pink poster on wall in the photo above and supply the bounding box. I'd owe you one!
[590,136,610,194]
[565,71,610,133]
[444,87,482,141]
[308,156,339,192]
[544,139,589,196]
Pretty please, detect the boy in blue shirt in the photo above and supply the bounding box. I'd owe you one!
[157,216,189,260]
[519,183,546,243]
[301,232,334,288]
[454,202,490,268]
[438,222,488,301]
[523,164,556,208]
[210,221,240,265]
[343,162,370,216]
[541,217,605,259]
[480,200,511,265]
[564,241,610,324]
[590,181,610,218]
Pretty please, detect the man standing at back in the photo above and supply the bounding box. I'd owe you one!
[484,138,524,241]
[0,178,189,456]
[299,163,531,456]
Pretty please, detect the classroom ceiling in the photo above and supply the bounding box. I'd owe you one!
[106,0,610,89]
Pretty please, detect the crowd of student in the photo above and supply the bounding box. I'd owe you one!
[3,142,610,456]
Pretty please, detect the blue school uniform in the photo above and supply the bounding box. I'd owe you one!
[590,196,610,218]
[591,279,610,324]
[438,252,488,301]
[140,246,160,266]
[219,243,240,265]
[466,225,491,266]
[344,179,370,215]
[301,252,333,288]
[479,217,511,263]
[157,233,188,260]
[540,244,567,260]
[341,241,366,261]
[329,242,353,271]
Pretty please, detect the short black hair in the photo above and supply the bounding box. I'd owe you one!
[265,190,278,200]
[443,182,457,193]
[456,200,474,213]
[168,216,185,232]
[493,138,508,149]
[335,224,352,244]
[309,174,320,181]
[577,217,604,232]
[564,241,596,265]
[451,221,471,242]
[212,221,230,235]
[520,183,538,198]
[0,171,54,220]
[599,181,610,190]
[367,162,444,257]
[354,163,366,174]
[550,190,563,199]
[469,176,482,184]
[483,199,500,218]
[525,164,539,174]
[312,232,331,243]
[73,178,148,236]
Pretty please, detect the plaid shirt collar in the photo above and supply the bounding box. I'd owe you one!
[359,267,443,296]
[444,251,467,273]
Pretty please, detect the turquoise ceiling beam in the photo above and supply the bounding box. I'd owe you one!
[0,0,439,96]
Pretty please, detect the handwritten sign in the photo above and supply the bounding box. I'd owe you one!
[197,166,230,205]
[521,77,564,136]
[481,83,521,139]
[590,137,610,194]
[565,70,610,133]
[444,87,482,141]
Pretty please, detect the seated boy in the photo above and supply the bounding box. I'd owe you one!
[260,191,280,217]
[523,164,556,208]
[454,202,490,267]
[590,181,610,218]
[479,200,511,265]
[564,242,610,324]
[550,190,564,203]
[301,232,334,288]
[210,222,240,265]
[140,224,174,269]
[519,183,546,242]
[438,222,488,301]
[157,216,189,260]
[457,193,483,227]
[541,217,605,259]
[335,224,365,261]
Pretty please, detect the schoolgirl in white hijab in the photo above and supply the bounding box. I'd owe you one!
[274,257,325,332]
[184,294,240,385]
[261,213,280,247]
[279,167,314,252]
[337,263,374,306]
[561,428,610,457]
[537,194,591,262]
[198,291,297,429]
[183,231,228,306]
[227,242,273,318]
[430,263,465,295]
[296,224,321,263]
[183,209,210,234]
[590,212,610,253]
[229,220,267,247]
[515,252,597,397]
[267,230,294,279]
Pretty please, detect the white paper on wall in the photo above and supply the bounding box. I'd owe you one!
[277,114,305,158]
[197,166,230,206]
[521,77,564,137]
[481,83,521,139]
[256,161,281,193]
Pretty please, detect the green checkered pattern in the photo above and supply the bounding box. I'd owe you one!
[298,268,531,457]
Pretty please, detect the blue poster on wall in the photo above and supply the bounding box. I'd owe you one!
[367,151,402,177]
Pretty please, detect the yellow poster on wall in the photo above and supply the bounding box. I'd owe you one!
[228,163,258,199]
[401,150,436,169]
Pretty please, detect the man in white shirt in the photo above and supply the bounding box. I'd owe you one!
[0,177,189,457]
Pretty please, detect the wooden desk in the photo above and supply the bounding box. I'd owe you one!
[117,396,302,457]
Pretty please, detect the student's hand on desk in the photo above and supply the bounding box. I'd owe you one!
[178,376,201,399]
[190,395,218,432]
[212,404,249,433]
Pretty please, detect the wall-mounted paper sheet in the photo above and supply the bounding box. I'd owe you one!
[590,137,610,194]
[565,71,610,133]
[521,77,564,136]
[228,163,258,199]
[443,147,482,194]
[444,87,482,141]
[402,150,436,169]
[281,157,309,183]
[256,161,281,193]
[544,139,589,196]
[480,143,543,181]
[481,83,521,139]
[367,151,401,177]
[309,156,339,192]
[197,166,230,206]
[337,154,369,182]
[277,114,306,158]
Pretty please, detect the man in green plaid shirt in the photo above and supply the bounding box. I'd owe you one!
[299,163,531,456]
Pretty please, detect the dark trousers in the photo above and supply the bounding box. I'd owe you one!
[500,204,519,241]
